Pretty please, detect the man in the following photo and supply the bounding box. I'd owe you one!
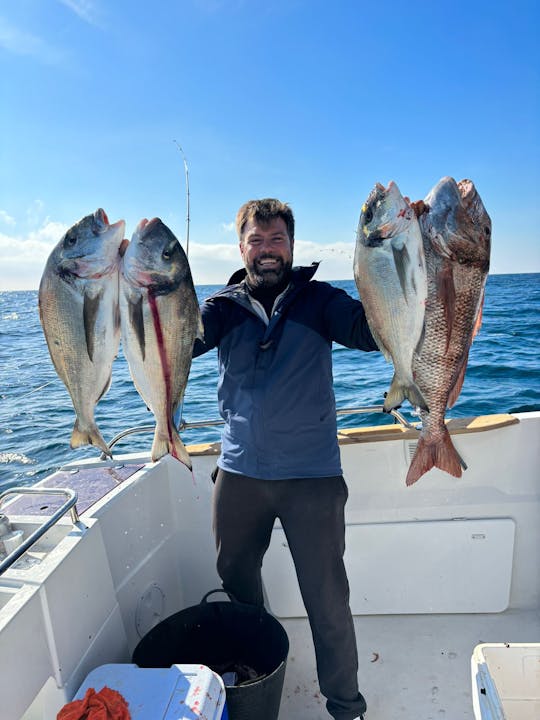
[193,198,378,720]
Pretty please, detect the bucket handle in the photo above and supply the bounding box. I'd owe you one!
[200,589,270,620]
[200,588,243,605]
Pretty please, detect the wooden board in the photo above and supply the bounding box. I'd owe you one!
[185,414,520,454]
[337,413,520,444]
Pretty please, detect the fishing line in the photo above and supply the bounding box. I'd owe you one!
[18,379,57,399]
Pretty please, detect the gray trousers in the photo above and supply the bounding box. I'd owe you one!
[213,469,367,720]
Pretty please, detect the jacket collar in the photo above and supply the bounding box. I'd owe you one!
[210,263,320,340]
[208,264,320,330]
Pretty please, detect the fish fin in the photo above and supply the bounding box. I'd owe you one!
[383,374,429,413]
[71,418,112,458]
[83,290,103,362]
[406,427,463,486]
[391,243,411,301]
[436,265,456,352]
[447,350,469,408]
[430,233,454,261]
[97,374,113,403]
[151,425,192,470]
[414,318,426,356]
[196,314,204,341]
[128,295,146,361]
[368,326,392,362]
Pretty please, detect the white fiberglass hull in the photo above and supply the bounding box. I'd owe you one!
[0,411,538,720]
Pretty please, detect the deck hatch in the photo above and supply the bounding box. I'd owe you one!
[264,517,515,616]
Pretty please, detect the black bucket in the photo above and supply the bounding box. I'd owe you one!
[132,590,289,720]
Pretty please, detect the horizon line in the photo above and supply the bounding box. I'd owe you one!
[1,270,539,293]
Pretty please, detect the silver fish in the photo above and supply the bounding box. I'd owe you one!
[38,209,125,457]
[354,181,428,412]
[120,218,202,467]
[406,177,491,486]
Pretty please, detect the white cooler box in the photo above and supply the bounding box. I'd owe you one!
[72,663,226,720]
[471,643,540,720]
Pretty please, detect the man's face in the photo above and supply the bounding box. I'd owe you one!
[239,217,294,288]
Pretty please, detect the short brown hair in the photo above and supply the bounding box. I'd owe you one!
[236,198,295,242]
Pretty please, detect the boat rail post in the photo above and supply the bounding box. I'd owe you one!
[0,487,80,575]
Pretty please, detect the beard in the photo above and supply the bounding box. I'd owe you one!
[245,255,293,288]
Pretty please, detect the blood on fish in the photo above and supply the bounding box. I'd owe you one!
[147,291,178,459]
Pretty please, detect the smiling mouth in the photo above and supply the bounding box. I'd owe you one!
[257,257,281,269]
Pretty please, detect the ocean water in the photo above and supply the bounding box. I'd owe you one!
[1,274,539,492]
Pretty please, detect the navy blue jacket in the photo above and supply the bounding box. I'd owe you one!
[193,264,378,479]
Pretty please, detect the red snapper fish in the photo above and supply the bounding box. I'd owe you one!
[38,209,125,457]
[120,218,202,468]
[406,177,491,486]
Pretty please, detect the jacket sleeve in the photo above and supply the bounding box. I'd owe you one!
[192,296,224,358]
[323,286,379,352]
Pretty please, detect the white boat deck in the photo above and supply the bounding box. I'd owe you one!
[281,610,540,719]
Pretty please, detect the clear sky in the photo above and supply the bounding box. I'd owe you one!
[1,0,538,290]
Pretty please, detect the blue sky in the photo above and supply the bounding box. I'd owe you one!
[0,0,538,289]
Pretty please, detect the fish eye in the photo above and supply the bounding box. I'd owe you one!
[484,226,491,238]
[162,245,176,261]
[162,242,177,261]
[65,234,77,247]
[364,207,373,224]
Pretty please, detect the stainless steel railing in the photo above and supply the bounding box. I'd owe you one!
[101,405,415,457]
[0,487,80,575]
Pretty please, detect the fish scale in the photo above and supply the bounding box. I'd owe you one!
[38,209,126,458]
[354,180,428,414]
[119,218,202,468]
[407,177,491,486]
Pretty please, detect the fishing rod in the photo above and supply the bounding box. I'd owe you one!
[173,140,191,431]
[173,140,190,256]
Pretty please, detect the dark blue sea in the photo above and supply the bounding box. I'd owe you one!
[1,275,539,492]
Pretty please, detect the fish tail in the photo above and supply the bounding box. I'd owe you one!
[406,427,463,486]
[151,425,192,470]
[383,375,429,412]
[405,382,429,412]
[70,419,112,458]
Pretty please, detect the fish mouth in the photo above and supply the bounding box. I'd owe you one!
[136,218,149,234]
[94,208,109,227]
[109,219,126,235]
[135,217,162,239]
[93,208,125,238]
[375,180,397,196]
[365,181,394,214]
